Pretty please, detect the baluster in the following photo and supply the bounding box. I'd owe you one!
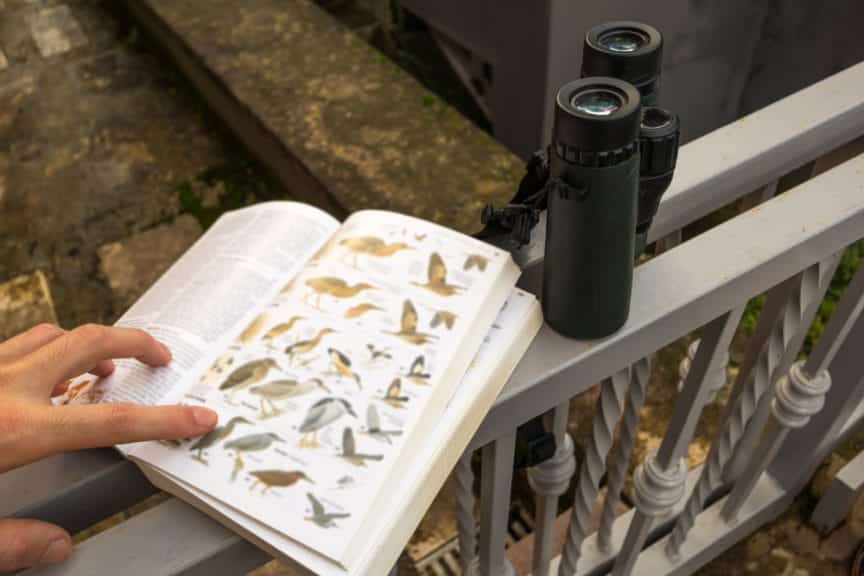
[738,180,779,211]
[457,451,479,575]
[666,256,839,558]
[724,257,864,520]
[655,230,682,253]
[527,403,575,576]
[558,366,631,575]
[677,340,729,403]
[598,357,651,552]
[611,307,743,576]
[479,433,517,576]
[724,254,841,482]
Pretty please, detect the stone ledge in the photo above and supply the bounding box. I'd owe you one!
[0,270,58,340]
[123,0,523,234]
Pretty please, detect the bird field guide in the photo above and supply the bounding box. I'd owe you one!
[57,202,542,574]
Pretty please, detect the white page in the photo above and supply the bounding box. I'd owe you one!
[54,202,339,408]
[129,210,519,564]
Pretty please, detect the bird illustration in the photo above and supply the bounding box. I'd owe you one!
[304,277,375,309]
[404,355,431,385]
[337,475,355,489]
[386,299,437,346]
[219,359,280,404]
[414,233,427,241]
[366,343,392,362]
[189,416,252,463]
[380,379,410,409]
[305,492,350,528]
[238,312,269,344]
[464,254,489,272]
[224,432,284,481]
[249,470,313,494]
[261,316,306,344]
[298,398,358,448]
[60,379,92,404]
[284,328,335,364]
[249,378,330,418]
[431,310,458,330]
[364,404,402,445]
[338,427,384,467]
[328,348,362,389]
[344,302,385,319]
[412,253,464,297]
[338,236,413,267]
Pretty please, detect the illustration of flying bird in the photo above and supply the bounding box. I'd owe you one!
[224,432,284,481]
[431,310,457,330]
[366,343,392,362]
[386,299,437,346]
[304,277,375,309]
[404,355,431,385]
[249,470,313,494]
[381,378,410,409]
[344,302,385,319]
[250,378,330,418]
[284,328,335,364]
[238,312,269,344]
[338,236,413,267]
[219,359,280,404]
[305,492,350,528]
[338,427,384,467]
[261,316,306,343]
[189,416,252,463]
[412,253,464,297]
[364,404,402,444]
[298,398,358,448]
[328,348,361,389]
[464,254,489,272]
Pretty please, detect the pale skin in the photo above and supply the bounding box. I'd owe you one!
[0,323,219,572]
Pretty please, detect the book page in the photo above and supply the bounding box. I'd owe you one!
[128,210,519,564]
[54,202,339,408]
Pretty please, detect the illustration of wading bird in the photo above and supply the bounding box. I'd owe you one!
[431,310,457,330]
[412,253,464,297]
[219,359,281,404]
[298,398,358,448]
[284,328,335,365]
[338,236,413,267]
[381,379,410,409]
[404,355,431,385]
[304,277,375,309]
[344,302,384,319]
[364,404,402,445]
[387,299,437,346]
[305,492,350,528]
[464,254,489,272]
[261,316,306,347]
[328,348,361,389]
[224,432,284,481]
[338,427,383,467]
[366,343,392,362]
[189,416,252,464]
[249,378,331,418]
[249,470,313,494]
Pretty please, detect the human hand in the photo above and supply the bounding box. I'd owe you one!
[0,323,219,571]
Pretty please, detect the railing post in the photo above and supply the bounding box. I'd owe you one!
[479,433,517,576]
[611,307,743,576]
[457,450,479,576]
[677,339,729,403]
[527,403,575,576]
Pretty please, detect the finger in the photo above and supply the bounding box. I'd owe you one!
[22,325,171,388]
[90,359,116,377]
[51,380,71,397]
[38,403,218,453]
[0,324,64,363]
[0,518,70,572]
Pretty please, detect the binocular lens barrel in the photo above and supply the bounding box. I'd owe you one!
[582,22,663,106]
[542,78,641,338]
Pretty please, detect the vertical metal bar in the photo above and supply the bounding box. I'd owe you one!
[479,433,517,576]
[598,357,651,552]
[528,402,575,576]
[611,307,744,576]
[457,451,478,575]
[558,367,631,575]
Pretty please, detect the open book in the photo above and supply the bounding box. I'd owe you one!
[58,202,542,574]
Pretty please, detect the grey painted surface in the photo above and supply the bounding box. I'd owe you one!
[811,449,864,533]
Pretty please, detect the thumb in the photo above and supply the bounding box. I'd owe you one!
[0,519,71,572]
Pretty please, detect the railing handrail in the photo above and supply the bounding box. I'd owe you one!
[470,151,864,450]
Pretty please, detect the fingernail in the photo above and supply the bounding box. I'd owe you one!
[40,538,70,565]
[192,407,217,429]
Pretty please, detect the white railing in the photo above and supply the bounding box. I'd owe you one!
[456,60,864,576]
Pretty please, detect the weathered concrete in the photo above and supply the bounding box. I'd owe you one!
[0,270,58,340]
[98,215,202,314]
[124,0,523,234]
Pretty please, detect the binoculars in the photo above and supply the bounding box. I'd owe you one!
[482,20,680,340]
